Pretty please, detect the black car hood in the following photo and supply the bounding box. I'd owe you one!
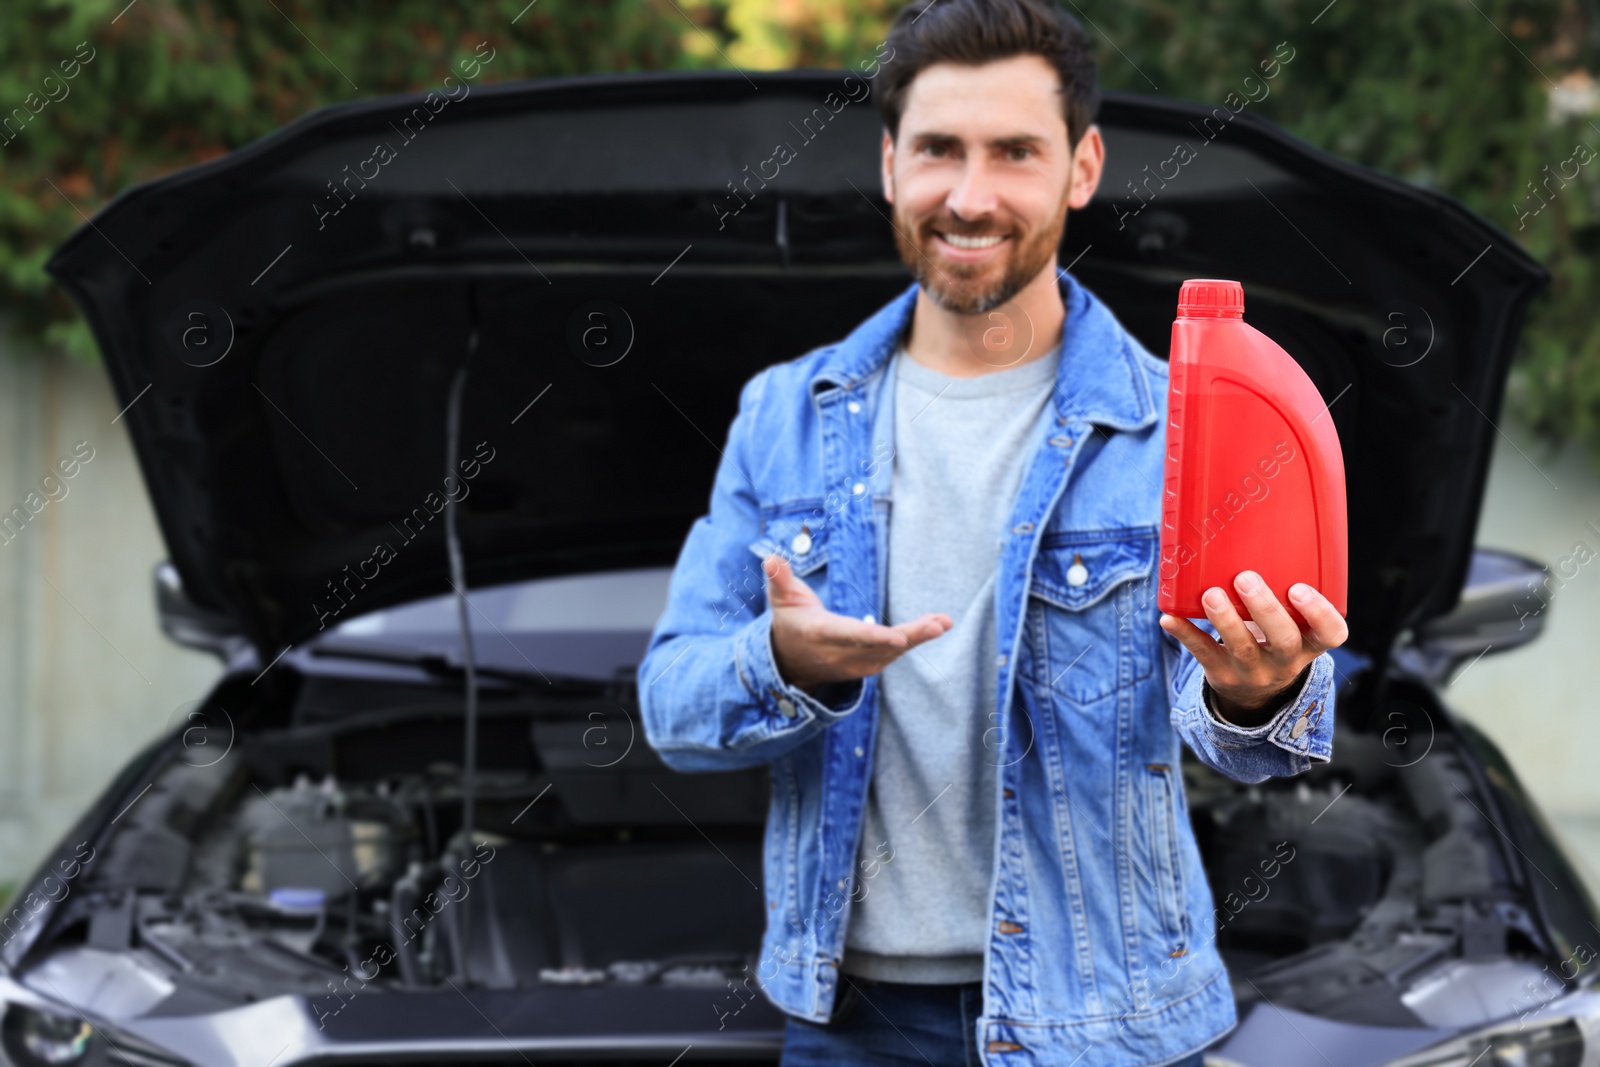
[46,70,1545,663]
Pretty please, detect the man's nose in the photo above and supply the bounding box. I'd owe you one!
[945,158,1000,220]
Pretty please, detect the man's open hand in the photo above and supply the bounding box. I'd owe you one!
[1158,570,1348,725]
[764,552,952,695]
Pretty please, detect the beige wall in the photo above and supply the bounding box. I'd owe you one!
[0,339,219,886]
[0,336,1597,897]
[1450,414,1600,895]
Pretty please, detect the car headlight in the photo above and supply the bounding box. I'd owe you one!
[1,1004,189,1067]
[1381,1017,1584,1067]
[2,1005,92,1066]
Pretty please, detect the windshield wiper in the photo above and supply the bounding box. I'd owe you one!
[307,642,616,697]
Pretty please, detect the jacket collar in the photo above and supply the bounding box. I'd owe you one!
[808,270,1160,432]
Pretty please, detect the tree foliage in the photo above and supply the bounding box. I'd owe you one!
[0,0,710,358]
[4,0,1599,459]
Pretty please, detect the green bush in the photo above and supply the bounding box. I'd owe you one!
[0,0,711,358]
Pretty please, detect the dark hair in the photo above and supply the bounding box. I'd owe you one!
[876,0,1101,147]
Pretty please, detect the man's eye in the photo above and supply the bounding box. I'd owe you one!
[1007,146,1033,161]
[923,143,949,158]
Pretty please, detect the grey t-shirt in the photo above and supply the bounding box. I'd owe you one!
[842,341,1061,984]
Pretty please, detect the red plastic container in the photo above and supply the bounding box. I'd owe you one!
[1158,279,1348,623]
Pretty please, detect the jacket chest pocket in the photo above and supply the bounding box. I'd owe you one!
[1024,529,1158,704]
[749,505,830,580]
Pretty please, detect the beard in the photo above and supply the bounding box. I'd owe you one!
[890,189,1071,315]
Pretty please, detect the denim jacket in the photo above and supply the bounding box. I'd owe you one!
[638,271,1336,1067]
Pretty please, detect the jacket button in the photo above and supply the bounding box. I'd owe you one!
[847,401,861,413]
[1290,716,1309,739]
[778,698,797,718]
[1049,435,1072,447]
[996,653,1007,666]
[792,530,812,555]
[1011,522,1033,534]
[987,1041,1023,1053]
[998,920,1024,934]
[855,746,865,758]
[1066,553,1088,587]
[852,482,865,495]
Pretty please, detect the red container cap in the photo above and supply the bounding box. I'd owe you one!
[1177,279,1244,319]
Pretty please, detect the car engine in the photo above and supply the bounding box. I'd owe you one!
[9,671,1578,1043]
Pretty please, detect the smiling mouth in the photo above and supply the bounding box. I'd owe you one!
[938,232,1008,250]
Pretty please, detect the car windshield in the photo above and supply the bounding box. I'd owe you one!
[309,567,674,684]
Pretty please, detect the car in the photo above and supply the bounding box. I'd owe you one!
[6,66,1595,1067]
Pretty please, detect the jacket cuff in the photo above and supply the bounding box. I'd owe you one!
[733,610,865,728]
[1199,653,1334,763]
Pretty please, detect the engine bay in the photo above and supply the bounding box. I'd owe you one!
[28,677,769,1020]
[12,669,1587,1037]
[1188,707,1556,1027]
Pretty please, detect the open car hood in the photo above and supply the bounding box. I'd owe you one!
[46,70,1546,663]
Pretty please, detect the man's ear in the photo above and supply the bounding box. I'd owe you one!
[880,127,896,205]
[1067,123,1106,210]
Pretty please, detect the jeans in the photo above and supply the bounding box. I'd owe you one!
[778,975,1209,1067]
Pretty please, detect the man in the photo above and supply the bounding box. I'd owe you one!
[639,0,1348,1063]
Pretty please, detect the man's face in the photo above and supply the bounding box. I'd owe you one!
[881,54,1104,315]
